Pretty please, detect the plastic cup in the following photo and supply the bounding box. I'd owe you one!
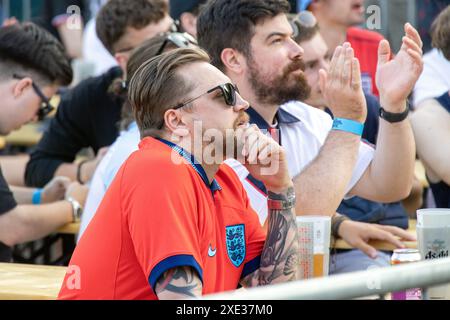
[296,216,331,279]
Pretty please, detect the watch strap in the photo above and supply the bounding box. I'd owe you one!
[268,187,296,210]
[379,106,409,123]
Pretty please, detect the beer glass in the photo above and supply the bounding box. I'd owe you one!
[296,216,331,279]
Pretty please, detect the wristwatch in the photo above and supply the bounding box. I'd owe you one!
[267,187,296,210]
[67,197,83,223]
[379,106,409,123]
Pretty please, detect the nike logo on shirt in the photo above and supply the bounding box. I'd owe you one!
[208,245,217,257]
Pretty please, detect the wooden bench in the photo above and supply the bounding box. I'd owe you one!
[0,263,66,300]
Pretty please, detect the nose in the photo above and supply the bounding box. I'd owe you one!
[289,38,304,61]
[234,92,249,112]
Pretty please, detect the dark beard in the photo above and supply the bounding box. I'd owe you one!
[248,55,311,106]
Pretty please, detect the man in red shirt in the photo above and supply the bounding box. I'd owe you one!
[301,0,387,96]
[58,48,299,300]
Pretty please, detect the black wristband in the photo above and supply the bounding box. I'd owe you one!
[379,106,409,123]
[331,214,350,238]
[76,160,89,185]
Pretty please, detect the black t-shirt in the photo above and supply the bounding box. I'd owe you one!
[25,67,124,187]
[0,165,17,262]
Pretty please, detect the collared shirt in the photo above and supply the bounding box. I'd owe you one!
[226,101,375,224]
[157,138,222,196]
[59,137,265,300]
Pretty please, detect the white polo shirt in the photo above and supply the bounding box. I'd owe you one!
[226,101,375,224]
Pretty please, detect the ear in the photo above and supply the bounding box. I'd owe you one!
[179,12,197,37]
[13,77,33,98]
[163,109,190,138]
[115,53,129,77]
[221,48,245,75]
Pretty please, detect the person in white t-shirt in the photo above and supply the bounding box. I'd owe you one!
[82,0,172,76]
[198,0,422,257]
[413,5,450,109]
[82,18,118,77]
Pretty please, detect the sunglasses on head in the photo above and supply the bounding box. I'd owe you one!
[115,22,184,54]
[13,74,55,121]
[156,32,198,56]
[290,11,318,39]
[172,83,239,111]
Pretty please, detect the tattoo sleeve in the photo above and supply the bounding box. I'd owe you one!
[155,266,203,300]
[241,187,300,287]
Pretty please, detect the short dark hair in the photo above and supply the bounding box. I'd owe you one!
[129,48,210,138]
[96,0,169,55]
[197,0,291,71]
[431,5,450,60]
[0,22,73,86]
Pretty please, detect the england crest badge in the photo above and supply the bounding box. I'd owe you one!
[225,224,246,267]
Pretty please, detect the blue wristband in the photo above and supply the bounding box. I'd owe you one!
[332,118,364,136]
[32,189,43,205]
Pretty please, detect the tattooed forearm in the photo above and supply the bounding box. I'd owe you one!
[155,267,203,300]
[241,187,299,287]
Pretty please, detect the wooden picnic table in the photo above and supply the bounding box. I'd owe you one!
[0,263,66,300]
[3,123,43,147]
[333,220,417,251]
[58,222,80,235]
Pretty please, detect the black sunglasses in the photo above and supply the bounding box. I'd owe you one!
[156,32,198,56]
[158,83,239,130]
[13,74,55,121]
[172,83,239,110]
